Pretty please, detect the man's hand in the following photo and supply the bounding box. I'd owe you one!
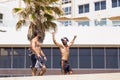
[44,56,47,61]
[37,54,41,58]
[74,35,77,39]
[52,32,55,36]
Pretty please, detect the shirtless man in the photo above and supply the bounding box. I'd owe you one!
[52,32,77,74]
[30,30,47,76]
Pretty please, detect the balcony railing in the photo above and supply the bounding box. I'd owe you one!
[56,20,120,27]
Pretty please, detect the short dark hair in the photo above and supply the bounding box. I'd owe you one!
[61,37,69,42]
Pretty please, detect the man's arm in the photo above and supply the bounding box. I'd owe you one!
[41,50,47,61]
[52,32,62,47]
[69,35,77,47]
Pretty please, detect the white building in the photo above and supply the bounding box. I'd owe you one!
[59,0,120,26]
[0,0,120,45]
[0,0,120,77]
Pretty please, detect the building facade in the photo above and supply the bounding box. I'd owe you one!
[60,0,120,27]
[0,0,120,77]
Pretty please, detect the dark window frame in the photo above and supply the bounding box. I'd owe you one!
[78,4,89,14]
[0,13,3,23]
[95,1,106,11]
[63,6,71,15]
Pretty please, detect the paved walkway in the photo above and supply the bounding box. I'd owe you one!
[0,73,120,80]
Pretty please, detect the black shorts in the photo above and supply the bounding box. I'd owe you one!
[30,54,37,68]
[61,60,72,73]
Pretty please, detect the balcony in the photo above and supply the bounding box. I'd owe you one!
[56,20,120,27]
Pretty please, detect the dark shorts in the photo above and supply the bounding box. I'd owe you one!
[30,54,37,68]
[61,60,72,73]
[30,54,45,69]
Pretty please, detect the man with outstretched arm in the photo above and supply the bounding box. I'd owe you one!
[52,32,77,74]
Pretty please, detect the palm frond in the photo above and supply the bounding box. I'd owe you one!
[48,0,59,4]
[32,0,49,6]
[29,14,36,24]
[43,21,57,31]
[16,20,26,30]
[25,5,33,14]
[23,0,31,5]
[44,13,55,21]
[44,6,54,15]
[52,7,63,16]
[13,8,29,19]
[13,8,24,14]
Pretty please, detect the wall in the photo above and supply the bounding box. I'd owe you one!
[0,0,120,45]
[0,26,120,45]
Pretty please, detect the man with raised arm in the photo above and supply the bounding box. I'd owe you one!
[52,32,77,74]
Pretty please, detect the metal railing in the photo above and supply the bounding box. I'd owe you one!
[55,20,120,27]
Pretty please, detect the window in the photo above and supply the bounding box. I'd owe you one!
[95,2,100,11]
[26,48,32,68]
[0,13,3,23]
[78,4,89,14]
[79,5,83,13]
[95,18,107,26]
[63,7,71,15]
[85,4,89,13]
[112,0,117,7]
[42,48,52,68]
[101,1,106,9]
[95,1,106,11]
[0,48,12,68]
[106,48,118,68]
[79,48,91,68]
[119,48,120,68]
[53,48,61,68]
[92,48,104,68]
[61,21,71,26]
[69,48,78,68]
[119,0,120,6]
[78,21,90,26]
[112,0,120,8]
[13,48,25,68]
[62,0,71,4]
[112,21,120,26]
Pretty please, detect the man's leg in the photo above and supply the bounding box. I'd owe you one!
[61,60,68,75]
[31,68,37,76]
[38,65,46,76]
[68,63,73,75]
[31,54,37,76]
[68,70,73,74]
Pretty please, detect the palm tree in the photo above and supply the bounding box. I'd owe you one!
[13,0,63,42]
